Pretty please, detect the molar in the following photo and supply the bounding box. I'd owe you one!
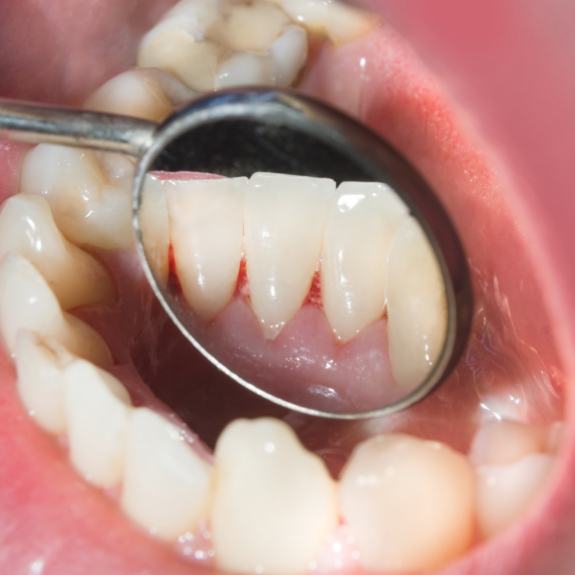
[0,253,112,366]
[0,194,116,309]
[211,418,338,575]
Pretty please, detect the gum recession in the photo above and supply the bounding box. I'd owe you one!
[0,6,571,575]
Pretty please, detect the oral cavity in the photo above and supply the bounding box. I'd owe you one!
[0,0,565,574]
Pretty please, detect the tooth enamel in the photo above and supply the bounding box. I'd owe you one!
[20,144,132,250]
[271,0,376,45]
[476,454,554,537]
[386,216,447,388]
[0,195,116,309]
[270,25,308,87]
[158,0,221,39]
[14,332,72,435]
[244,173,334,339]
[85,68,194,121]
[122,408,212,541]
[140,175,171,288]
[216,52,275,89]
[211,1,289,52]
[138,20,222,92]
[65,360,131,488]
[340,433,475,572]
[212,418,338,575]
[321,182,407,343]
[0,254,112,366]
[167,177,245,320]
[470,420,548,466]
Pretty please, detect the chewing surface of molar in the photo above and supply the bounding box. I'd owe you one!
[0,254,112,366]
[0,194,116,309]
[20,144,132,250]
[211,418,338,575]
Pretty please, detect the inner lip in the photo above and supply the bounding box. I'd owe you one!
[0,1,572,574]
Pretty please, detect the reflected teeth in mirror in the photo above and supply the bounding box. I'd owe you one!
[0,254,112,366]
[476,454,554,537]
[20,144,132,250]
[245,173,333,339]
[211,418,338,575]
[270,25,308,87]
[140,175,170,288]
[14,332,73,435]
[211,1,289,52]
[0,195,116,309]
[167,177,245,320]
[158,0,222,40]
[138,19,222,92]
[121,408,212,541]
[386,217,447,388]
[340,433,475,572]
[270,0,376,45]
[65,360,131,489]
[321,182,407,343]
[470,420,548,466]
[85,68,195,122]
[216,52,274,89]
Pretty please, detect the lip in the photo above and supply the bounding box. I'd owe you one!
[0,1,574,574]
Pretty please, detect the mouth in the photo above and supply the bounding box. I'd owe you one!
[0,1,573,574]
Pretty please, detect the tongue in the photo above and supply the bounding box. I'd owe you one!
[0,4,564,575]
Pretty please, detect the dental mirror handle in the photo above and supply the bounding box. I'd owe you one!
[0,99,156,156]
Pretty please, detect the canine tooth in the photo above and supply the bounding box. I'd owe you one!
[20,144,132,250]
[216,53,275,89]
[212,418,338,575]
[273,0,376,45]
[386,217,447,388]
[140,175,170,288]
[122,408,212,541]
[138,19,222,92]
[470,420,548,465]
[167,177,245,320]
[476,454,554,537]
[245,173,333,339]
[0,254,112,366]
[321,182,407,343]
[85,68,194,122]
[65,360,131,488]
[211,1,289,52]
[0,195,115,309]
[270,25,308,87]
[14,332,72,435]
[340,433,475,572]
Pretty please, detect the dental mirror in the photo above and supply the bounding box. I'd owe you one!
[0,89,472,419]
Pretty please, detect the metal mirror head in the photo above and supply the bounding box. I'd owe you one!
[132,89,472,420]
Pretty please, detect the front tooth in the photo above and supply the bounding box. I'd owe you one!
[140,175,170,288]
[270,25,308,87]
[121,408,212,541]
[167,177,245,320]
[85,68,195,122]
[476,454,554,537]
[0,194,116,309]
[14,332,72,435]
[340,433,475,572]
[65,360,131,488]
[470,420,548,465]
[20,144,132,250]
[138,19,222,92]
[211,1,289,52]
[216,53,275,89]
[0,254,112,366]
[244,173,334,339]
[212,418,338,575]
[386,216,447,388]
[321,182,407,343]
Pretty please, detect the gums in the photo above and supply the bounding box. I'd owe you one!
[1,1,574,574]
